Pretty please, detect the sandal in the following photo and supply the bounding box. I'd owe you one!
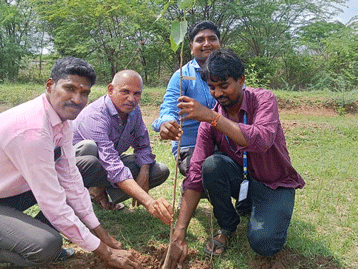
[203,229,233,256]
[89,187,125,211]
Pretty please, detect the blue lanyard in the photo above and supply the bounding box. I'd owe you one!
[243,111,247,179]
[224,111,248,179]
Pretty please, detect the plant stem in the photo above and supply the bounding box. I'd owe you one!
[162,40,185,269]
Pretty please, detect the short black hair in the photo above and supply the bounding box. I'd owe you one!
[50,57,96,86]
[188,21,220,42]
[201,48,245,82]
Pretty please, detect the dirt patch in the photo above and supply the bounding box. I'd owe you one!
[11,244,344,269]
[0,104,11,113]
[18,243,213,269]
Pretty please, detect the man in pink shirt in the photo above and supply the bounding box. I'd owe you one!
[0,57,145,268]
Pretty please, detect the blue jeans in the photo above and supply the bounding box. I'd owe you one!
[202,154,295,256]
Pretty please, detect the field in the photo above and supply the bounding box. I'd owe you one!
[0,83,357,268]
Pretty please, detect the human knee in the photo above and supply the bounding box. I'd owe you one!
[75,140,98,156]
[159,163,170,182]
[247,229,285,256]
[202,155,226,186]
[202,155,223,178]
[24,231,62,264]
[149,162,170,188]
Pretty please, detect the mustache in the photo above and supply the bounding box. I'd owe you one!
[64,102,84,110]
[216,97,227,102]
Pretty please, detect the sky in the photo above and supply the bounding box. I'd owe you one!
[338,0,358,24]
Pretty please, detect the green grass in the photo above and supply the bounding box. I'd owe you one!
[1,83,358,268]
[0,83,166,108]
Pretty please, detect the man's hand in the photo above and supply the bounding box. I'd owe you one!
[146,197,174,226]
[132,165,150,207]
[94,241,143,269]
[161,232,188,269]
[159,120,183,141]
[92,225,122,250]
[177,96,215,123]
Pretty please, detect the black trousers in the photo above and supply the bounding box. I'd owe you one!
[0,191,62,266]
[75,140,170,204]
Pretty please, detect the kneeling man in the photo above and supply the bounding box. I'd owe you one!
[72,70,173,225]
[165,49,305,267]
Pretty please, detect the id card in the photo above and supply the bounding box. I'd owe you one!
[238,179,249,202]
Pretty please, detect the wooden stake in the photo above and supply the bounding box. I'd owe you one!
[162,40,185,269]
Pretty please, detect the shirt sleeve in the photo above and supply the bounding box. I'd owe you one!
[183,122,215,193]
[57,125,100,230]
[132,109,155,167]
[3,128,101,252]
[152,71,182,131]
[75,112,133,184]
[239,90,280,153]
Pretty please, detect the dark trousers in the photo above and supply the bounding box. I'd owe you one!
[178,147,195,176]
[202,154,295,256]
[0,191,62,266]
[75,140,170,204]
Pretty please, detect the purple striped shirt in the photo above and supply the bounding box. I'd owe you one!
[72,95,155,184]
[184,87,305,192]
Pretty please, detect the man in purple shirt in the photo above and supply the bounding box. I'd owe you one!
[164,49,305,267]
[72,70,173,226]
[0,57,143,268]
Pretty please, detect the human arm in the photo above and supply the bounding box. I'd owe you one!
[163,189,202,268]
[3,127,101,251]
[177,95,248,147]
[132,164,150,207]
[117,179,174,225]
[152,71,182,134]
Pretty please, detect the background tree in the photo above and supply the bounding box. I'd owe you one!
[0,0,38,81]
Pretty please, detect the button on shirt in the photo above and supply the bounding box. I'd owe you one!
[0,94,101,251]
[184,87,305,192]
[152,59,216,156]
[72,95,155,184]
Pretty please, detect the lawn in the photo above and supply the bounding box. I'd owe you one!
[0,83,357,268]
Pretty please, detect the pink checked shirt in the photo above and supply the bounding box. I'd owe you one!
[0,94,101,251]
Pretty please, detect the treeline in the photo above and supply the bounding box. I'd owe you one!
[1,0,357,91]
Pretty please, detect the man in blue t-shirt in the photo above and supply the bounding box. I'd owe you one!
[152,21,221,175]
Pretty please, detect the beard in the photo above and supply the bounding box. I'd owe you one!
[216,95,240,108]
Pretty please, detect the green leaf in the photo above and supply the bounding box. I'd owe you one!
[171,19,188,47]
[170,34,180,52]
[177,0,194,10]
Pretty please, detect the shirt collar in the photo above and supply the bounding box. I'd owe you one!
[42,94,68,130]
[104,94,136,119]
[104,94,119,117]
[191,58,201,71]
[240,87,248,113]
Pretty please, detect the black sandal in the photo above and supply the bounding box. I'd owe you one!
[203,229,234,256]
